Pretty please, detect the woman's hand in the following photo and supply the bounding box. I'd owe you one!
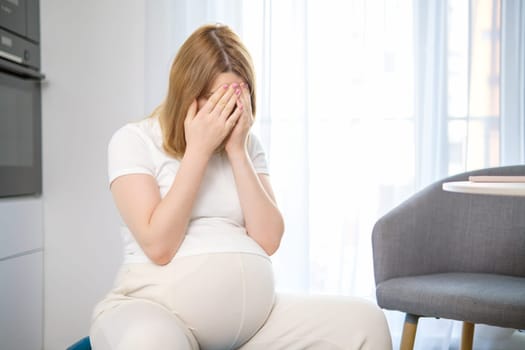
[184,84,243,158]
[225,83,253,157]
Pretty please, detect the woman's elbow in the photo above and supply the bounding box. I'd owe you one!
[151,255,173,266]
[145,248,174,266]
[142,241,180,266]
[261,220,285,256]
[138,228,185,266]
[263,238,281,256]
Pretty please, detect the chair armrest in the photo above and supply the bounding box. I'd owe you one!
[372,181,451,284]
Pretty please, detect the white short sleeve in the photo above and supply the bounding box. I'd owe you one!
[107,125,155,185]
[248,133,269,174]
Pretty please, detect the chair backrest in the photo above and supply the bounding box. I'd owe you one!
[373,165,525,284]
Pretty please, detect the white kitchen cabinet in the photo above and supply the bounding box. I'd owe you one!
[0,198,43,260]
[0,251,43,350]
[0,196,43,350]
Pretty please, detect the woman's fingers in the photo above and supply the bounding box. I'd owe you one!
[226,102,244,131]
[202,83,245,118]
[219,87,241,120]
[204,84,229,113]
[211,84,239,117]
[239,83,251,111]
[197,83,244,132]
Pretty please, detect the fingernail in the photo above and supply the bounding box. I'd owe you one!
[223,84,228,89]
[232,83,239,88]
[235,89,241,95]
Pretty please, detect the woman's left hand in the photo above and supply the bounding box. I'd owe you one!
[225,83,253,157]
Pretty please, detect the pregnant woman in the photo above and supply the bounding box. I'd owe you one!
[90,24,392,350]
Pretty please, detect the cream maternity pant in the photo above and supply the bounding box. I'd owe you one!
[90,253,391,350]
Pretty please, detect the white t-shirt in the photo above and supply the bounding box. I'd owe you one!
[108,116,270,264]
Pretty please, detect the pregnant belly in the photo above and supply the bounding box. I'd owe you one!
[122,252,275,350]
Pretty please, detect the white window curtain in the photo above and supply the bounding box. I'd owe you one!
[144,0,525,348]
[501,0,525,164]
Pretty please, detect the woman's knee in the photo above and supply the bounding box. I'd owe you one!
[241,294,391,350]
[341,298,392,349]
[115,322,192,350]
[90,301,197,350]
[301,295,392,349]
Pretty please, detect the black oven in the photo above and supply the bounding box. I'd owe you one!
[0,0,44,197]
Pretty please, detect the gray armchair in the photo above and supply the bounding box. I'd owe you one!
[372,165,525,350]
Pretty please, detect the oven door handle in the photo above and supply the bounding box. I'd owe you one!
[0,59,45,80]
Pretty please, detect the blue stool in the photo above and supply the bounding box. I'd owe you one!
[67,336,91,350]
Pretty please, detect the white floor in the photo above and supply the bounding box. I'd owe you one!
[385,310,525,350]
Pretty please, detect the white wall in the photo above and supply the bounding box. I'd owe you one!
[40,1,145,348]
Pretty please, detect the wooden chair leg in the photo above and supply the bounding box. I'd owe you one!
[460,322,475,350]
[400,314,419,350]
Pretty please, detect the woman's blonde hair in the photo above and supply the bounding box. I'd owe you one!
[155,24,256,159]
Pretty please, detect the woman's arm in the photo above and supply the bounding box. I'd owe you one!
[110,84,242,265]
[110,151,209,265]
[227,151,285,255]
[225,83,284,255]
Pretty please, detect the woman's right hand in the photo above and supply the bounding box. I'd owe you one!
[184,84,242,158]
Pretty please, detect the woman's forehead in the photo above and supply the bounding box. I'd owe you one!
[209,72,245,91]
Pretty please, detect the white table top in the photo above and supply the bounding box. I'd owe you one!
[442,181,525,197]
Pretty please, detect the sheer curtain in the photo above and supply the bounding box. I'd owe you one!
[144,0,525,348]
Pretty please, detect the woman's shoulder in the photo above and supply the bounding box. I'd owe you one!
[107,118,161,184]
[110,117,162,147]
